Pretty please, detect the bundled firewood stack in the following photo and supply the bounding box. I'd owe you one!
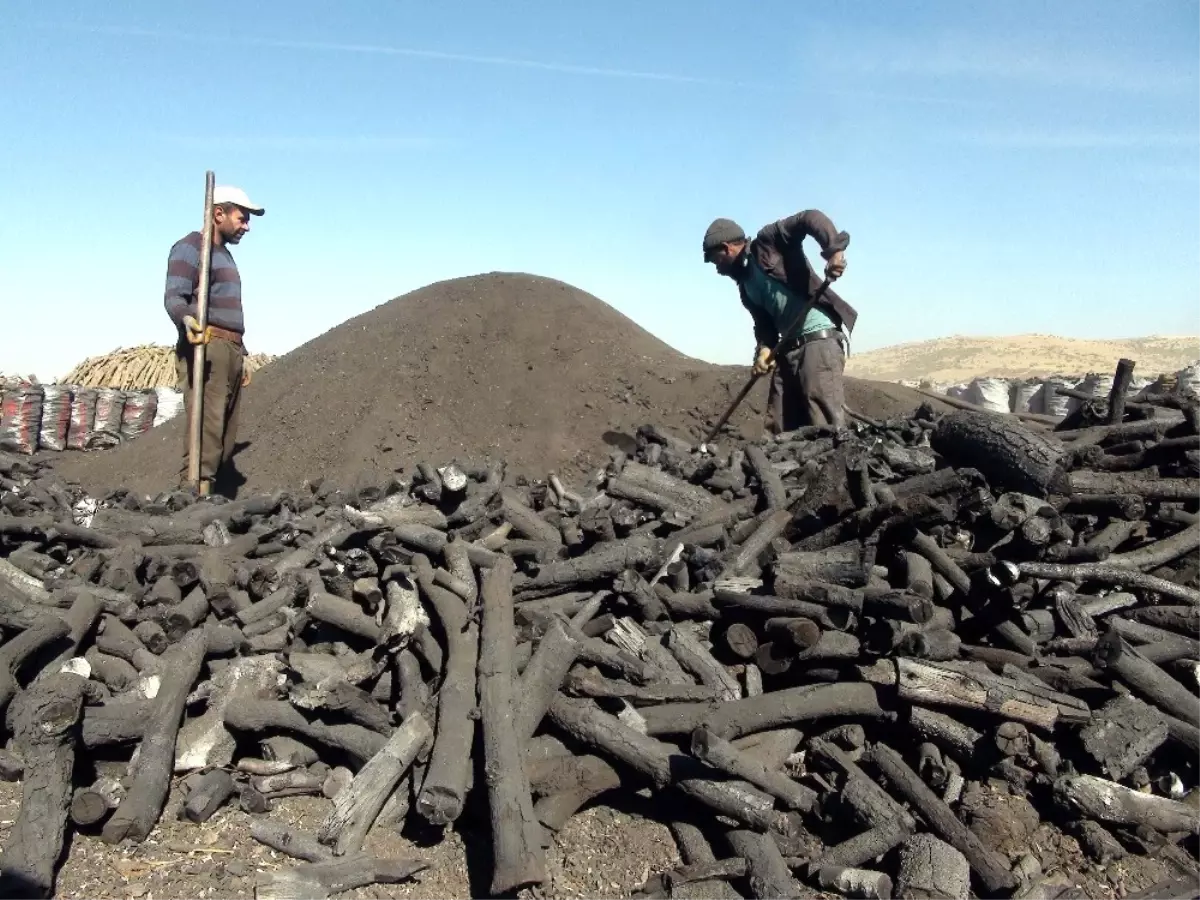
[0,357,1196,900]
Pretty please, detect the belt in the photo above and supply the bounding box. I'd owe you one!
[205,325,244,346]
[779,328,845,355]
[181,324,244,347]
[798,328,843,345]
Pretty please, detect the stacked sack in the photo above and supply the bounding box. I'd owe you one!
[962,376,1011,413]
[153,387,186,426]
[0,382,164,455]
[921,361,1198,419]
[0,381,44,455]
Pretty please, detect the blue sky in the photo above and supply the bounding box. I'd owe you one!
[2,1,1197,379]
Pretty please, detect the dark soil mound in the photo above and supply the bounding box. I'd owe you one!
[53,273,945,495]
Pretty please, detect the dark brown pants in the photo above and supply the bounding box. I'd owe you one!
[175,337,244,486]
[766,336,846,433]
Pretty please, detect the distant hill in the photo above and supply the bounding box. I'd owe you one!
[845,334,1200,383]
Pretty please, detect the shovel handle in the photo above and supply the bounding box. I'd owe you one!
[186,171,216,489]
[700,373,763,448]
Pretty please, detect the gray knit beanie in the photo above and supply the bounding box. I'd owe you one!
[702,218,745,257]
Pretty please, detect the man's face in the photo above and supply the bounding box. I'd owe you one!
[706,242,742,277]
[214,205,252,244]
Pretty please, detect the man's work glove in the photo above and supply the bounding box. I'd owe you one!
[753,346,775,376]
[825,251,847,282]
[182,315,210,345]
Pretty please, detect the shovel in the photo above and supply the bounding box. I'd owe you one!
[697,277,833,453]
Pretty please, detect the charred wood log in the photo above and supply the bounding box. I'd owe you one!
[1016,561,1200,605]
[513,535,662,595]
[317,711,431,855]
[745,446,788,511]
[101,628,207,844]
[666,626,741,701]
[1055,774,1200,835]
[1078,693,1169,781]
[69,776,125,828]
[548,696,797,834]
[515,619,579,742]
[894,833,971,900]
[227,700,387,766]
[182,769,235,824]
[1069,471,1199,501]
[637,682,889,739]
[476,557,546,891]
[868,741,1017,894]
[176,654,283,772]
[690,726,816,811]
[290,680,393,735]
[254,854,428,900]
[564,667,721,704]
[0,616,71,713]
[930,411,1071,498]
[0,672,87,897]
[726,829,802,899]
[1094,632,1200,726]
[884,658,1091,730]
[412,555,478,825]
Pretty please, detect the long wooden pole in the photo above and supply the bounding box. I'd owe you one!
[186,171,216,490]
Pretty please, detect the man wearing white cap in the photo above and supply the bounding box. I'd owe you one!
[163,185,265,495]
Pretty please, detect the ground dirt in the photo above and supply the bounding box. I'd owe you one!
[845,334,1200,383]
[0,777,1182,900]
[51,272,948,497]
[0,780,680,900]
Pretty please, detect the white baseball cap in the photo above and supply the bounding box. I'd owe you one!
[213,185,265,216]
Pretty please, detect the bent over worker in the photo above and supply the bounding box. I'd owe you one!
[163,185,264,495]
[702,210,857,433]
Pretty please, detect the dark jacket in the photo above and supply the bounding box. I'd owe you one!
[738,209,857,350]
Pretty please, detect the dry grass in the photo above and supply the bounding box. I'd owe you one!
[846,334,1200,382]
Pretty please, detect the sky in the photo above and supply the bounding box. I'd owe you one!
[1,0,1198,379]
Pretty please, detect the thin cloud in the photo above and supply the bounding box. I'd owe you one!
[154,134,446,152]
[821,86,982,108]
[46,23,752,88]
[38,22,970,106]
[1131,164,1200,184]
[814,28,1192,94]
[949,129,1199,149]
[880,47,1187,94]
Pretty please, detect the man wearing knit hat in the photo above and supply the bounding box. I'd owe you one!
[702,209,856,433]
[163,185,265,496]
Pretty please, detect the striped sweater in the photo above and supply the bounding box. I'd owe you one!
[163,231,244,336]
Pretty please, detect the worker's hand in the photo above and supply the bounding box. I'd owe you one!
[752,346,775,376]
[825,250,847,281]
[241,367,252,388]
[182,315,209,345]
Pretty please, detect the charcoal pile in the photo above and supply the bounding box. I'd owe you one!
[0,358,1197,899]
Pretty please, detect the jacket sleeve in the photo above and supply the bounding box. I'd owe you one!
[163,238,200,327]
[764,209,850,260]
[740,288,779,349]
